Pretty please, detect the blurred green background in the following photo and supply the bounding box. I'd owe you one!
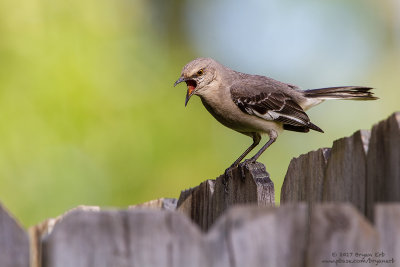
[0,0,399,227]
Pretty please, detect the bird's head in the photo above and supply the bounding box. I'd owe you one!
[174,57,219,106]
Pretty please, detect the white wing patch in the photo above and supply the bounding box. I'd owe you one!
[252,110,274,120]
[269,111,305,124]
[252,110,306,125]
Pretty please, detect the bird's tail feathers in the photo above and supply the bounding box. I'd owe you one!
[304,86,378,101]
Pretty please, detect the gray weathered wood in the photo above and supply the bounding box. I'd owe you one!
[209,204,308,267]
[323,130,370,215]
[177,161,274,231]
[375,204,400,266]
[282,112,400,223]
[40,203,400,267]
[2,113,400,267]
[307,204,378,267]
[366,112,400,221]
[129,198,178,210]
[30,206,100,267]
[282,130,370,215]
[0,203,29,267]
[281,147,330,203]
[41,204,307,267]
[42,209,205,267]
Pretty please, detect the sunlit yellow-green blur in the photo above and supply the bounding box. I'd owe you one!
[0,0,398,227]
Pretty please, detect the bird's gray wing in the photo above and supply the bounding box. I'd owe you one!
[230,82,323,133]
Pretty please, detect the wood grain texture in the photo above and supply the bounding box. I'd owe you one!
[375,204,400,266]
[41,204,307,267]
[366,112,400,221]
[29,206,100,267]
[209,204,308,267]
[129,198,177,210]
[281,112,400,223]
[177,161,274,231]
[281,147,330,203]
[323,130,370,215]
[0,201,398,267]
[40,203,400,267]
[42,209,204,267]
[307,204,378,267]
[0,203,29,267]
[2,113,400,267]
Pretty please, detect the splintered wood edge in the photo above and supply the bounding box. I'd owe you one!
[281,147,331,203]
[129,198,178,210]
[28,205,100,267]
[366,111,400,221]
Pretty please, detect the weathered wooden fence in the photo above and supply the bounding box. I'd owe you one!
[0,112,399,267]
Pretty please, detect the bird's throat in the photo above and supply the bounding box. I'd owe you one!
[187,85,195,95]
[185,80,197,96]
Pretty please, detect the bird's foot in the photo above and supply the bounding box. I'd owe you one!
[223,167,233,194]
[224,168,231,180]
[237,159,255,180]
[224,163,236,179]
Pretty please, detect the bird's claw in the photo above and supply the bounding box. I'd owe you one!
[238,159,256,180]
[223,166,235,193]
[224,166,233,179]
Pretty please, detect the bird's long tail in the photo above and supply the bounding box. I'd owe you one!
[304,86,378,100]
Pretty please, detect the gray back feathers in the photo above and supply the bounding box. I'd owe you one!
[230,80,323,133]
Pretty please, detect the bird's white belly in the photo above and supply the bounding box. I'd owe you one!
[200,94,283,135]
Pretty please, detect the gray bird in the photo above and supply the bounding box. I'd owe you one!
[174,57,377,168]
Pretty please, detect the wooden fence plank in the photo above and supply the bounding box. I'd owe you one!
[177,162,274,231]
[209,204,308,267]
[366,112,400,221]
[42,209,205,267]
[129,198,177,210]
[281,112,400,223]
[2,112,400,267]
[30,218,57,267]
[281,148,330,203]
[282,129,370,214]
[30,206,100,267]
[41,204,307,267]
[41,203,398,267]
[0,203,29,267]
[323,130,370,215]
[374,204,400,266]
[307,204,378,267]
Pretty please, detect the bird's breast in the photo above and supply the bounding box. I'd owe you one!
[199,91,280,134]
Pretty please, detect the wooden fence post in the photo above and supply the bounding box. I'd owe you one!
[0,112,399,267]
[375,204,400,263]
[281,112,400,222]
[281,147,330,203]
[366,112,400,221]
[41,209,204,267]
[0,203,29,267]
[177,161,274,231]
[322,129,370,215]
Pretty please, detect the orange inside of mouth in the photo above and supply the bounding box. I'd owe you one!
[185,80,197,95]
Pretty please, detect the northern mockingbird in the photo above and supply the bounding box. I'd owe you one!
[174,57,377,168]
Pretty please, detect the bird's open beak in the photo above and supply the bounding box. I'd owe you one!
[174,76,197,107]
[174,77,186,87]
[185,89,192,107]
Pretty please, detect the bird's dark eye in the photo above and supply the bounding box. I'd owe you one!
[197,69,204,76]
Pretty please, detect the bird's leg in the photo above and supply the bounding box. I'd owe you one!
[225,133,261,180]
[247,131,277,163]
[232,133,261,167]
[237,133,277,179]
